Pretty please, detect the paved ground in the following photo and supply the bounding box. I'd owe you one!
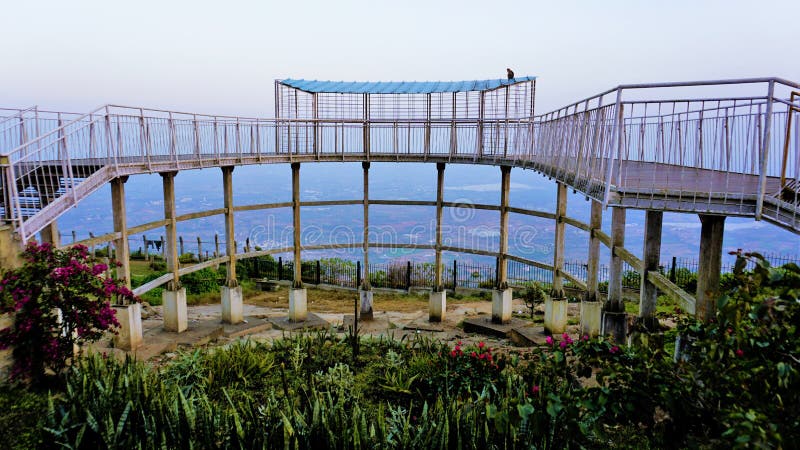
[93,294,582,361]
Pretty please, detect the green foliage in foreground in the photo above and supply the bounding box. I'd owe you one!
[2,253,799,449]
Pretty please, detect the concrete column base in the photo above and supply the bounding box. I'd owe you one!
[289,288,308,322]
[429,291,446,322]
[0,226,22,269]
[113,304,143,350]
[580,301,602,338]
[492,288,513,324]
[221,286,243,324]
[359,289,374,321]
[163,288,188,332]
[544,297,568,335]
[601,310,627,344]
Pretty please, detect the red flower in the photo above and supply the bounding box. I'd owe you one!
[735,349,744,357]
[532,385,540,394]
[610,346,620,354]
[478,341,485,349]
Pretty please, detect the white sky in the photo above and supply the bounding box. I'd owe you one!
[2,0,799,117]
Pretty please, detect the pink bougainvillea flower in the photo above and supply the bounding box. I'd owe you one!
[532,385,540,394]
[610,345,620,354]
[545,336,554,346]
[478,341,485,349]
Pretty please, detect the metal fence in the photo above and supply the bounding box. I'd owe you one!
[225,251,800,295]
[3,78,800,242]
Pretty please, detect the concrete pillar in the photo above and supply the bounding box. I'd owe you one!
[163,289,187,332]
[160,171,187,332]
[429,291,446,322]
[493,166,512,324]
[585,200,603,301]
[221,286,243,323]
[289,162,307,321]
[602,207,627,343]
[359,162,373,320]
[222,167,238,287]
[497,166,510,289]
[113,304,143,350]
[551,182,567,297]
[289,287,307,322]
[430,162,446,321]
[433,162,445,290]
[0,225,22,269]
[580,301,602,337]
[111,176,130,287]
[492,288,512,323]
[638,210,663,330]
[40,221,60,248]
[581,200,603,337]
[545,297,568,334]
[221,166,242,324]
[696,214,726,321]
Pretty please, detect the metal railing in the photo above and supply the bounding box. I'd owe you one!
[2,77,799,242]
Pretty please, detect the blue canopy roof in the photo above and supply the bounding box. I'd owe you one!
[279,77,536,94]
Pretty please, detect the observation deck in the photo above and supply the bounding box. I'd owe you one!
[1,76,799,341]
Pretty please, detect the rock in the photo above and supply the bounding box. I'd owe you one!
[140,302,159,319]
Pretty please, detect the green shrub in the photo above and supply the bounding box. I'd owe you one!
[178,252,197,264]
[181,268,219,295]
[0,385,47,449]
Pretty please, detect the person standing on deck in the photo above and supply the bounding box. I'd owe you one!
[507,68,514,79]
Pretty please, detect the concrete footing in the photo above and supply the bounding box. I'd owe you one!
[544,297,568,335]
[221,286,243,324]
[492,288,512,324]
[0,226,22,269]
[113,304,143,350]
[163,288,188,332]
[601,310,627,344]
[359,289,374,320]
[289,288,308,322]
[580,301,602,338]
[429,291,446,322]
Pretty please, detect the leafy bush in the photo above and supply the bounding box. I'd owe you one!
[178,252,197,264]
[181,268,219,295]
[9,251,800,447]
[0,242,138,383]
[0,384,47,449]
[674,252,800,446]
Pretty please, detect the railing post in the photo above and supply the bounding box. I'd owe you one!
[169,112,178,165]
[278,256,283,280]
[406,261,412,291]
[424,93,431,158]
[755,80,775,219]
[316,260,321,285]
[356,260,362,288]
[453,259,458,291]
[669,256,677,283]
[603,89,624,206]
